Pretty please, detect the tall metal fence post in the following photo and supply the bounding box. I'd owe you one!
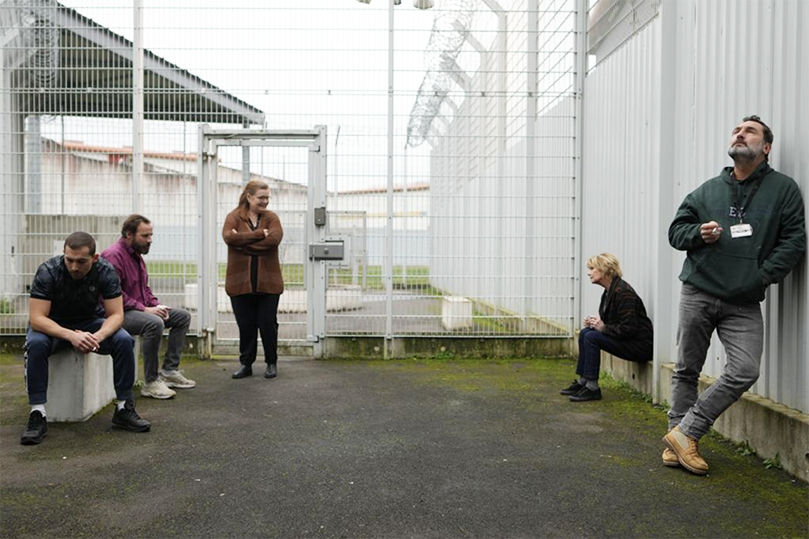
[132,0,144,213]
[384,0,395,354]
[573,0,587,337]
[523,0,538,326]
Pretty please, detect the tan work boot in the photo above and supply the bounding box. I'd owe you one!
[662,447,680,467]
[662,426,708,475]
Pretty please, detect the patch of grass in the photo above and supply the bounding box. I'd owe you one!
[431,349,456,360]
[763,453,783,470]
[374,357,576,402]
[146,261,303,285]
[472,310,512,334]
[599,373,654,404]
[0,298,15,314]
[0,353,23,366]
[736,440,756,457]
[145,261,433,292]
[328,265,432,291]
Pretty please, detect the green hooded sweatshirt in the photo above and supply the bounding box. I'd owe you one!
[669,162,806,304]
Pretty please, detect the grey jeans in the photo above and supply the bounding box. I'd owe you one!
[123,308,191,383]
[668,284,763,440]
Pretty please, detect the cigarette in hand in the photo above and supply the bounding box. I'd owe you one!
[711,227,719,235]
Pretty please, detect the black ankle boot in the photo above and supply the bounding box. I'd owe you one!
[232,365,253,379]
[264,363,277,379]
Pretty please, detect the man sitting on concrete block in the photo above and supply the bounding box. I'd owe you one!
[102,214,194,399]
[21,232,151,445]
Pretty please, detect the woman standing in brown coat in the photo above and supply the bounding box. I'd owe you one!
[222,180,284,379]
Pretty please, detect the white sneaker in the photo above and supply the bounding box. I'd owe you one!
[160,370,196,389]
[141,379,177,399]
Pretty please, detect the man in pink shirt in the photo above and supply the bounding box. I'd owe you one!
[101,215,195,399]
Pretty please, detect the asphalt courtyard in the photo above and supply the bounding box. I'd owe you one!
[1,354,807,539]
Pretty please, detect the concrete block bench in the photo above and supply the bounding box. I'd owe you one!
[46,350,118,422]
[442,296,474,331]
[46,339,140,423]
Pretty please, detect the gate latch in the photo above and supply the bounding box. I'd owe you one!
[309,241,344,261]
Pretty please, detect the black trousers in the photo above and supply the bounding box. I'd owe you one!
[577,327,652,380]
[230,293,280,366]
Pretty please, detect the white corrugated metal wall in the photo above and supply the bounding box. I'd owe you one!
[582,0,808,413]
[580,10,660,339]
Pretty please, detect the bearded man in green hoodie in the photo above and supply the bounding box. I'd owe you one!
[663,115,806,475]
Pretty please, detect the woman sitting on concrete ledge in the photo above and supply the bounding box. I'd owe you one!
[561,253,653,402]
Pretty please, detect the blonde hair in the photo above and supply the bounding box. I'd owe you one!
[586,253,622,278]
[238,180,270,210]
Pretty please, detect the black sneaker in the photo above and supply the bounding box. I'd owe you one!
[569,387,602,402]
[560,380,584,395]
[21,411,48,445]
[112,400,151,432]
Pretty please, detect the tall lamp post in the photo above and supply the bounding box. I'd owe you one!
[356,0,433,351]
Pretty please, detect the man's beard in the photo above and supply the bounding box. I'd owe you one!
[728,141,764,163]
[134,242,150,255]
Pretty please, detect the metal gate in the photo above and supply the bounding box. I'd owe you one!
[197,126,346,358]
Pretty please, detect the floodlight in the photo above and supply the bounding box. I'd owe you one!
[355,0,402,3]
[414,0,435,7]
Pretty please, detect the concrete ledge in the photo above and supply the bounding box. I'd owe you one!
[598,349,809,482]
[209,342,314,358]
[321,336,571,360]
[470,299,569,336]
[599,352,653,395]
[47,350,116,422]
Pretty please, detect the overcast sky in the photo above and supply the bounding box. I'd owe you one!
[38,0,497,191]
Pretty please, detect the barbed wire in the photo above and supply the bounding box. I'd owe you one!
[17,0,60,88]
[406,0,478,148]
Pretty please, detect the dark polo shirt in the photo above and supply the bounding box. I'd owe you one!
[29,255,122,326]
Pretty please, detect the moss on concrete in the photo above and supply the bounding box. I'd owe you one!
[363,356,808,537]
[323,337,571,360]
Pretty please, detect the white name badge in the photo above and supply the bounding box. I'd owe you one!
[730,223,753,238]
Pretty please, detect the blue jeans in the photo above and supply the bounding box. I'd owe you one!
[24,319,136,405]
[668,284,763,440]
[577,328,653,381]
